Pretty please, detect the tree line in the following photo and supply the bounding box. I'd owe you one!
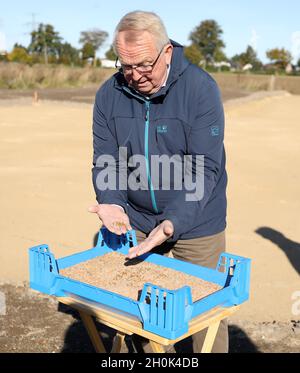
[1,20,299,74]
[1,23,113,67]
[185,20,298,74]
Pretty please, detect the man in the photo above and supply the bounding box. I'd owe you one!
[89,11,228,353]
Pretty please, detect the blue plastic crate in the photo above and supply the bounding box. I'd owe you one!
[29,228,251,339]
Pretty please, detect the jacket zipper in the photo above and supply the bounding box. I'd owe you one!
[144,100,159,213]
[122,87,159,213]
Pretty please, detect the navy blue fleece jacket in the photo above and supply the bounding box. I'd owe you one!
[92,40,227,241]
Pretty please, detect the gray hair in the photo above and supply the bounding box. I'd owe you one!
[113,11,170,55]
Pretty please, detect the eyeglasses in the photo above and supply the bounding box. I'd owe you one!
[115,46,165,74]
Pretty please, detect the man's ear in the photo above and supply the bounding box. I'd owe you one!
[165,44,173,65]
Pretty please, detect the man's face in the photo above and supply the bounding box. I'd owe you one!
[116,30,173,95]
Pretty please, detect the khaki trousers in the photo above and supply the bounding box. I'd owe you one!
[135,230,228,353]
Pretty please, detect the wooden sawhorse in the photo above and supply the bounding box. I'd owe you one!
[58,296,239,353]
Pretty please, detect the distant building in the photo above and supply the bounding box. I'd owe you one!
[285,63,293,74]
[0,50,7,61]
[100,59,116,68]
[264,63,276,71]
[213,61,231,69]
[242,63,253,71]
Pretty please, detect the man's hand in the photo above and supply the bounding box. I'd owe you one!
[126,220,174,259]
[88,204,132,235]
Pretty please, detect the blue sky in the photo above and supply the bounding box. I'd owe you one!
[1,0,300,63]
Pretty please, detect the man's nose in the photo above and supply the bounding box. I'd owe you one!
[131,68,143,81]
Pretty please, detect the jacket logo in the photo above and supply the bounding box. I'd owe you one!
[211,126,220,136]
[157,125,168,134]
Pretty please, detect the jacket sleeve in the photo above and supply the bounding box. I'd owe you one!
[92,90,128,212]
[160,78,225,240]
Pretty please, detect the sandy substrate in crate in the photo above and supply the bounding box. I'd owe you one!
[60,252,221,302]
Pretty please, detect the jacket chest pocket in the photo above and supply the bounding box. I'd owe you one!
[153,118,188,155]
[113,117,144,149]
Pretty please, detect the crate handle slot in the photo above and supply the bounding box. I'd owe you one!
[217,253,251,304]
[96,227,137,252]
[29,244,59,294]
[138,283,193,339]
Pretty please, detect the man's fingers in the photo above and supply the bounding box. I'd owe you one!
[88,205,99,213]
[112,221,129,235]
[126,248,140,259]
[120,225,128,235]
[126,242,152,259]
[126,222,174,259]
[124,222,133,233]
[107,227,122,235]
[162,221,174,236]
[89,204,132,235]
[164,225,173,236]
[106,221,131,236]
[88,204,132,236]
[99,221,132,236]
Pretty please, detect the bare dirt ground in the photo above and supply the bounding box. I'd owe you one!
[0,86,99,104]
[0,88,300,353]
[1,283,299,353]
[0,85,251,104]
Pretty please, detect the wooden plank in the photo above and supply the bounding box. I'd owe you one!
[111,332,126,353]
[78,311,106,353]
[58,297,170,345]
[58,297,240,346]
[149,341,165,353]
[101,320,133,336]
[200,320,220,353]
[170,306,240,344]
[59,296,142,327]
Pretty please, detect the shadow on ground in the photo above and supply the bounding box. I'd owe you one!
[58,303,136,353]
[255,227,300,275]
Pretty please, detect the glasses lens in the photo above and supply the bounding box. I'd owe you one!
[136,65,152,73]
